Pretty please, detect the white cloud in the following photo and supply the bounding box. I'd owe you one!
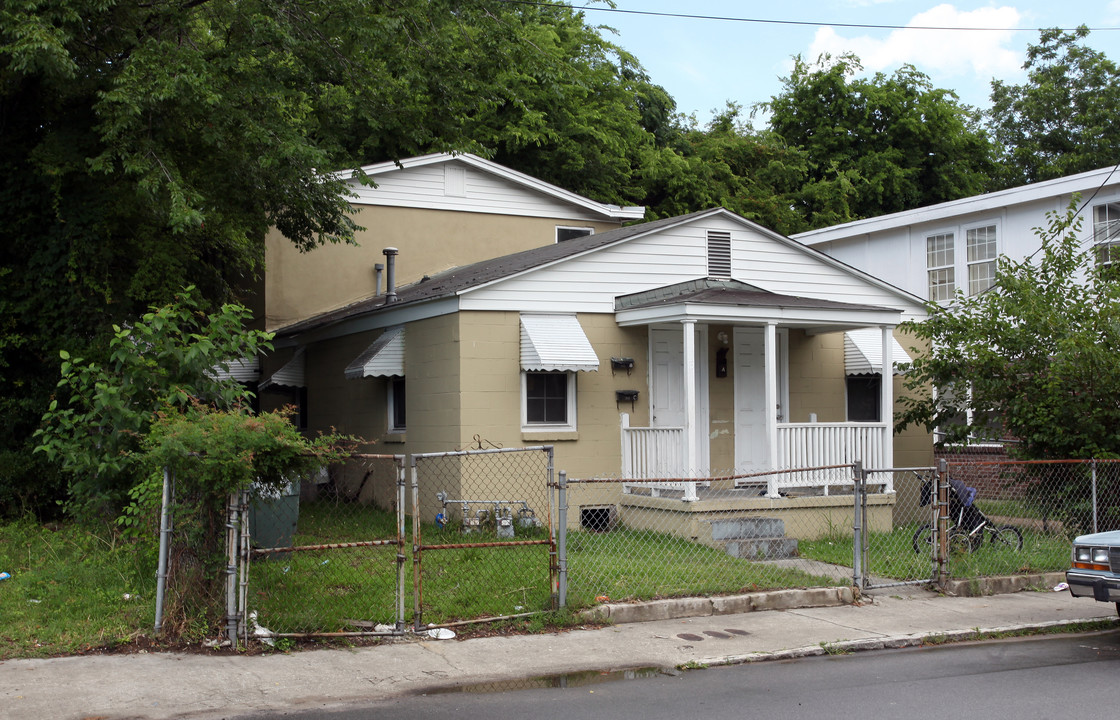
[806,4,1024,80]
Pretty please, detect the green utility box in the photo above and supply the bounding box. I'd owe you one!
[249,481,301,553]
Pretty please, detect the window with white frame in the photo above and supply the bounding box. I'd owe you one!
[556,226,593,243]
[388,376,405,432]
[926,232,955,301]
[966,225,998,295]
[1093,202,1120,267]
[522,371,576,430]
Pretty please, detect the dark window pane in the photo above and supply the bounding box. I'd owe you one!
[846,376,881,422]
[391,377,406,430]
[526,372,568,424]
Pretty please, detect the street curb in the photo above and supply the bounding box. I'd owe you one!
[578,585,859,624]
[697,616,1120,668]
[940,571,1066,597]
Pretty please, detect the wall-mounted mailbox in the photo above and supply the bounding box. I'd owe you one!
[610,357,635,376]
[616,389,639,411]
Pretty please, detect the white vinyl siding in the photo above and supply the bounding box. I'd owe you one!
[345,161,610,221]
[926,233,955,302]
[461,216,923,318]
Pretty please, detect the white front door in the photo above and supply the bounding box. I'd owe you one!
[733,327,768,473]
[650,326,709,473]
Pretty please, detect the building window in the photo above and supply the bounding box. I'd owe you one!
[926,232,955,301]
[846,376,881,422]
[1093,202,1120,267]
[522,371,576,430]
[556,226,593,243]
[966,225,997,295]
[707,230,732,278]
[388,376,405,432]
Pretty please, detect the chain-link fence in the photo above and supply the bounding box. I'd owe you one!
[411,446,555,631]
[244,454,406,638]
[558,465,871,606]
[939,459,1120,580]
[205,453,1120,644]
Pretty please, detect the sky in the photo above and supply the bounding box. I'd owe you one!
[579,1,1120,127]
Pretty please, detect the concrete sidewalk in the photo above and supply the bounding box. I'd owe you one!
[2,576,1116,720]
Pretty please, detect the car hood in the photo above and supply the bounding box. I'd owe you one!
[1072,529,1120,545]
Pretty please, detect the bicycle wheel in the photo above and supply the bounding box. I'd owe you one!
[912,524,934,554]
[990,525,1023,551]
[948,527,976,555]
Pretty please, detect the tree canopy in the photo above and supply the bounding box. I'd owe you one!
[896,203,1120,460]
[763,54,995,229]
[989,26,1120,188]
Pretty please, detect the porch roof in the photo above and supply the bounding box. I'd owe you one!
[613,279,902,331]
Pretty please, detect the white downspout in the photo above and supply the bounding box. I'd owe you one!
[682,319,698,502]
[880,325,895,484]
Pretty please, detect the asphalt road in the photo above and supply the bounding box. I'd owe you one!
[245,630,1120,720]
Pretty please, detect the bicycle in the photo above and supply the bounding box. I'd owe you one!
[912,475,1024,554]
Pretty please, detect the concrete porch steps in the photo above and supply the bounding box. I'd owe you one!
[708,517,799,560]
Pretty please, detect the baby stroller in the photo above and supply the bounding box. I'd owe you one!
[913,475,1023,553]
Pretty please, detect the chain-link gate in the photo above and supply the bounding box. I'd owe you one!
[410,446,556,631]
[243,454,407,640]
[853,462,939,590]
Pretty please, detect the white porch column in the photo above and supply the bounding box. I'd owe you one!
[682,319,698,501]
[764,322,779,497]
[880,325,895,476]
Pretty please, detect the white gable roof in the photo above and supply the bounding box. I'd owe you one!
[794,166,1120,246]
[330,153,645,222]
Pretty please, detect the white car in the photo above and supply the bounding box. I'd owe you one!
[1067,530,1120,616]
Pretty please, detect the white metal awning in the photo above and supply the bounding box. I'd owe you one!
[844,329,910,376]
[259,348,306,390]
[520,314,599,372]
[208,356,259,383]
[344,326,405,379]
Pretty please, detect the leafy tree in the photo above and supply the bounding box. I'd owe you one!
[988,26,1120,187]
[1,0,672,516]
[763,54,995,229]
[35,289,274,514]
[638,104,810,234]
[896,202,1120,461]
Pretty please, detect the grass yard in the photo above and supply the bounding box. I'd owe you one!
[0,519,157,660]
[0,501,1080,659]
[799,522,1072,581]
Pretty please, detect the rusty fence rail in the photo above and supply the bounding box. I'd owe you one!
[410,446,556,631]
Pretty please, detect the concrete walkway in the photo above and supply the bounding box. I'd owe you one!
[2,575,1116,720]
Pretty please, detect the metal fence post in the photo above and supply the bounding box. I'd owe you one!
[396,457,408,632]
[1092,459,1099,534]
[224,491,239,646]
[852,461,863,588]
[154,467,173,634]
[557,471,568,609]
[411,456,422,632]
[936,458,949,590]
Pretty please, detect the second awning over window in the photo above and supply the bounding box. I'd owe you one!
[519,314,599,372]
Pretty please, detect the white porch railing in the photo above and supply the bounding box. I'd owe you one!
[777,422,887,470]
[619,414,704,500]
[620,417,891,497]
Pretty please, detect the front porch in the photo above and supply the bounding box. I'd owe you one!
[612,279,910,500]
